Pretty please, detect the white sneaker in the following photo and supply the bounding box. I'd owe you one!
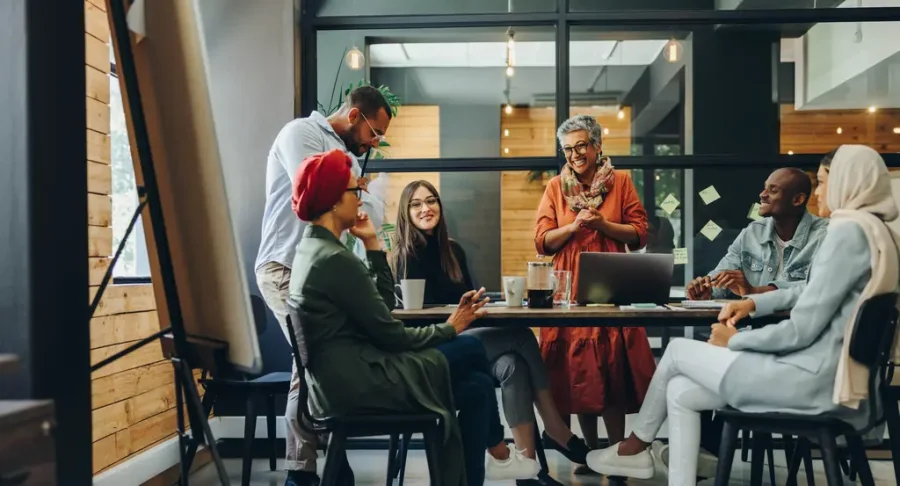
[650,440,719,479]
[586,442,654,479]
[485,443,541,480]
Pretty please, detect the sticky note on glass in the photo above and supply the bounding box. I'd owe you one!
[660,194,680,215]
[701,220,723,241]
[673,248,688,265]
[699,186,721,205]
[747,202,763,221]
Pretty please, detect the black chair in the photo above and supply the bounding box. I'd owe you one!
[714,292,900,486]
[199,295,291,486]
[284,300,446,486]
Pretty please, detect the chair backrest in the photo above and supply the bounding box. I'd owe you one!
[250,294,269,336]
[847,292,899,431]
[284,299,314,427]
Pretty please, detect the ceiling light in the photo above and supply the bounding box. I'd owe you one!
[504,129,510,137]
[893,127,900,134]
[345,46,365,70]
[504,147,510,154]
[505,104,513,115]
[868,106,877,113]
[836,127,843,134]
[617,110,625,120]
[788,150,794,155]
[506,66,515,77]
[603,128,610,135]
[663,39,682,63]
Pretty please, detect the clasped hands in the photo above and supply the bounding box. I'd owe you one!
[571,208,606,232]
[707,298,756,347]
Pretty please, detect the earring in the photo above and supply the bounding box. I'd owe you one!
[332,207,337,212]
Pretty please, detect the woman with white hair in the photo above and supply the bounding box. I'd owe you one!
[534,114,656,464]
[587,144,900,485]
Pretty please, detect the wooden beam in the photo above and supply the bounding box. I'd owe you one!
[85,0,111,44]
[88,257,111,286]
[85,33,109,73]
[91,361,172,410]
[88,225,113,257]
[93,382,180,442]
[90,311,161,350]
[87,96,111,134]
[88,192,112,227]
[88,160,112,195]
[90,284,156,317]
[86,65,111,104]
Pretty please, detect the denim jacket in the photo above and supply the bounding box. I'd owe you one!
[707,211,829,299]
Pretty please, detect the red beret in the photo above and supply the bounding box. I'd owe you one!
[291,149,353,222]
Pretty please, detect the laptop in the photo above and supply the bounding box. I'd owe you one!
[576,252,675,305]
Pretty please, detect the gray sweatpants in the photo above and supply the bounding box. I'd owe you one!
[463,327,550,427]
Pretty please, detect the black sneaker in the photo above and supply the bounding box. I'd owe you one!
[541,431,590,465]
[285,471,320,486]
[516,470,565,486]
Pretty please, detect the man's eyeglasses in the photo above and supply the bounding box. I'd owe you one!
[409,197,440,211]
[562,142,590,157]
[346,187,363,199]
[359,112,386,143]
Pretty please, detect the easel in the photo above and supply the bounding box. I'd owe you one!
[89,1,232,484]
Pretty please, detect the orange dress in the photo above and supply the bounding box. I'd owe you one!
[534,170,657,415]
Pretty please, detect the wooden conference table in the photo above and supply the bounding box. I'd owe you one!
[393,303,789,349]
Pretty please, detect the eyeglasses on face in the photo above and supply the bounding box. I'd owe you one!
[562,141,591,157]
[345,187,363,199]
[359,112,386,143]
[409,196,440,211]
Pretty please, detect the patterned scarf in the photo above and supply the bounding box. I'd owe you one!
[560,156,615,211]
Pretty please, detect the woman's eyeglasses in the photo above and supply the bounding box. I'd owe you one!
[409,197,440,211]
[562,142,590,157]
[346,187,363,199]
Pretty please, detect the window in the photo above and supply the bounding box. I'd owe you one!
[110,58,151,280]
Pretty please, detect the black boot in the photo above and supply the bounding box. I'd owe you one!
[541,431,590,465]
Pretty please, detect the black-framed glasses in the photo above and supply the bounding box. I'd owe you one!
[562,142,591,157]
[346,187,363,199]
[409,196,440,211]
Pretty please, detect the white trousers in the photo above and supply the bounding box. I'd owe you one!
[631,338,742,486]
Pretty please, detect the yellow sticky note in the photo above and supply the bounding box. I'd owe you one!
[673,248,688,265]
[660,193,680,215]
[747,202,763,221]
[701,220,723,241]
[699,185,721,205]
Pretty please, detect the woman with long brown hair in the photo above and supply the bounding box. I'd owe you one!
[392,180,591,486]
[534,115,656,467]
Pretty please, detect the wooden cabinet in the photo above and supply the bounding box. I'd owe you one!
[0,401,56,486]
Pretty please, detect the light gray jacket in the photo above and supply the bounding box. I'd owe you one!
[720,221,876,429]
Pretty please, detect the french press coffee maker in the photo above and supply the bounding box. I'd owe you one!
[526,256,556,309]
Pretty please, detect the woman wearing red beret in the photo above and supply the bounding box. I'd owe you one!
[287,149,534,485]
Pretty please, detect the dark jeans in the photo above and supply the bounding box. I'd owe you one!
[437,335,506,486]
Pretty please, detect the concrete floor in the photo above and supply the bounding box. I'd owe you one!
[191,449,900,485]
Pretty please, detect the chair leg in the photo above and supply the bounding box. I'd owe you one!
[714,420,739,486]
[818,430,845,486]
[386,433,399,485]
[741,428,751,462]
[533,420,549,472]
[801,438,816,486]
[397,433,411,486]
[422,425,443,486]
[766,437,777,486]
[846,434,875,486]
[322,429,347,486]
[750,432,768,486]
[785,435,800,486]
[265,395,277,472]
[884,388,900,483]
[242,396,258,486]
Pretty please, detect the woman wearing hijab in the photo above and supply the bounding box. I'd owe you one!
[288,149,499,486]
[533,115,655,458]
[587,144,900,485]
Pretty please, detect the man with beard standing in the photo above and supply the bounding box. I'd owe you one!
[254,86,393,486]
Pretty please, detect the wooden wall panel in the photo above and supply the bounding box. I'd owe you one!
[89,1,208,475]
[499,106,633,280]
[780,105,900,155]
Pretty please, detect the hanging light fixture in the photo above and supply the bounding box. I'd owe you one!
[345,46,365,70]
[505,28,516,78]
[663,39,682,63]
[505,104,514,115]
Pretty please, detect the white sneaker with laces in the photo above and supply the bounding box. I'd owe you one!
[485,444,541,480]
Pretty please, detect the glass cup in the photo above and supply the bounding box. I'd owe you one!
[553,270,572,309]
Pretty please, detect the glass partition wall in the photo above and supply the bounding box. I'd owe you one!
[300,1,900,294]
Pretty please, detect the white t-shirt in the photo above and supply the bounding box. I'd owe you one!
[775,236,792,280]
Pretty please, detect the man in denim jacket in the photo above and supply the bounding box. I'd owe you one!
[687,168,828,300]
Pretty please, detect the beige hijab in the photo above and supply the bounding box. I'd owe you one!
[828,145,900,409]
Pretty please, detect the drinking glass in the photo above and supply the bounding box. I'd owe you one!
[553,270,572,309]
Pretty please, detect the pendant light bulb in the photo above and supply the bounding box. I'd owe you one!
[663,40,682,63]
[345,46,365,70]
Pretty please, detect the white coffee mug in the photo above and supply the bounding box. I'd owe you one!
[503,276,526,307]
[395,279,426,310]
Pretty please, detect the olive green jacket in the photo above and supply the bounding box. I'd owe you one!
[289,225,466,484]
